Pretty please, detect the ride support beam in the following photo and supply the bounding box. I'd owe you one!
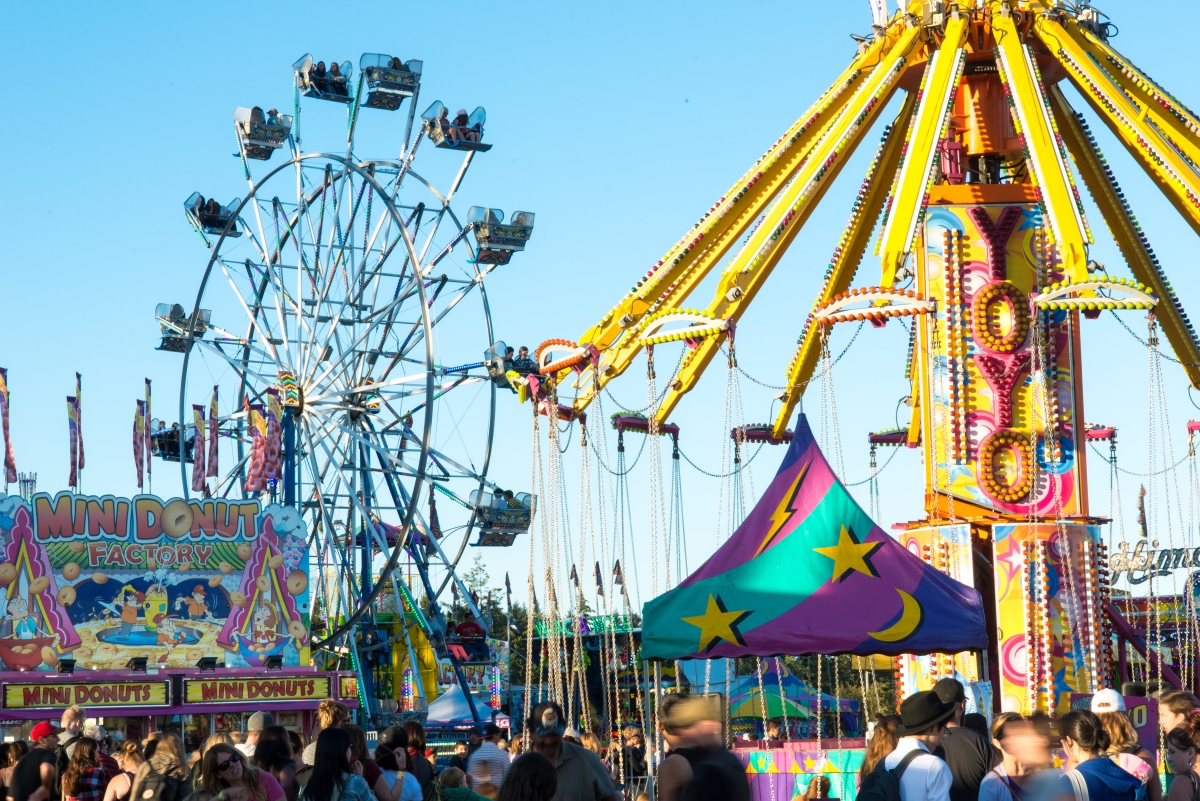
[1067,24,1200,173]
[993,10,1091,282]
[877,11,968,286]
[653,20,927,426]
[1035,16,1200,240]
[770,95,917,440]
[567,26,907,415]
[1049,86,1200,389]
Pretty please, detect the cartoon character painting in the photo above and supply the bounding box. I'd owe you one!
[8,597,43,639]
[108,588,144,635]
[252,601,278,647]
[0,493,309,670]
[175,585,215,622]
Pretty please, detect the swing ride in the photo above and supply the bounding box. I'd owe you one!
[504,1,1200,795]
[157,49,538,726]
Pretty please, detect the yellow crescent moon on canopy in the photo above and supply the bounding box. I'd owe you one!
[867,589,923,643]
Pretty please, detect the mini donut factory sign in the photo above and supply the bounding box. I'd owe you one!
[0,492,310,672]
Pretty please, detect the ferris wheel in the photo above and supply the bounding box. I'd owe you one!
[155,52,536,670]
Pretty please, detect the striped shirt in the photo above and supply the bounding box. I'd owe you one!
[467,741,509,787]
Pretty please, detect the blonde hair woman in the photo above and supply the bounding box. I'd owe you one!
[102,741,144,801]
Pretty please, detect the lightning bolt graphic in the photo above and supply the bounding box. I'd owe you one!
[755,461,810,556]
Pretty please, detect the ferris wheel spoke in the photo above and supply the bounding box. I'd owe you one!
[305,290,421,391]
[203,324,280,364]
[270,199,321,346]
[212,452,251,498]
[191,338,279,387]
[218,261,285,369]
[423,445,492,488]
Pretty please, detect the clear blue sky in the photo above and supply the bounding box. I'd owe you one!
[2,0,1197,610]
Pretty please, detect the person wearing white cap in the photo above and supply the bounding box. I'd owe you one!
[1090,690,1161,801]
[448,109,471,147]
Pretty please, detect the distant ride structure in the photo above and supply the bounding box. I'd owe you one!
[156,49,536,727]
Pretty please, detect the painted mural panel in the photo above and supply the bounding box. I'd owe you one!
[894,524,982,696]
[0,492,310,671]
[919,204,1084,516]
[993,523,1103,715]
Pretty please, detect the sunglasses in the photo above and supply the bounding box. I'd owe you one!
[217,755,241,772]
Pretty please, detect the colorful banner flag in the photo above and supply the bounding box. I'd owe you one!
[640,414,987,660]
[134,400,146,489]
[265,389,282,484]
[0,368,15,485]
[75,373,84,470]
[207,387,219,478]
[244,399,267,494]
[192,405,207,493]
[67,397,80,489]
[145,379,152,477]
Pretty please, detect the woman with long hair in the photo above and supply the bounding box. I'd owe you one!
[0,743,23,796]
[399,723,432,794]
[373,729,418,801]
[298,728,372,801]
[200,744,284,801]
[130,735,189,801]
[860,715,902,777]
[252,727,298,801]
[579,732,603,760]
[495,753,556,801]
[63,738,108,801]
[189,736,232,792]
[1092,695,1159,801]
[102,741,144,801]
[1055,710,1140,801]
[340,725,405,801]
[799,776,831,801]
[314,701,349,738]
[1166,713,1200,801]
[1160,692,1200,734]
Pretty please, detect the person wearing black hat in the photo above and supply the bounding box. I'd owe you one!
[931,678,1001,801]
[881,690,957,801]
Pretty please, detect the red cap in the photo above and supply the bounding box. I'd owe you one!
[30,722,61,741]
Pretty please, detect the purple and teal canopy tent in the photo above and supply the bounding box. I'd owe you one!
[642,415,987,660]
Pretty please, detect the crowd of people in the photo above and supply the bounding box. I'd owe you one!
[852,681,1200,801]
[6,685,1197,801]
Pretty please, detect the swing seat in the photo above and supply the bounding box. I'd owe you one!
[153,430,196,464]
[155,303,210,352]
[470,490,535,534]
[184,192,242,238]
[472,529,519,547]
[360,54,422,109]
[293,55,354,104]
[421,103,492,151]
[469,207,533,263]
[234,108,292,161]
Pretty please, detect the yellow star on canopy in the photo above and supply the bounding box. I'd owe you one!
[814,525,881,583]
[681,594,750,653]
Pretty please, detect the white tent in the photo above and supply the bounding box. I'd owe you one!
[425,684,511,728]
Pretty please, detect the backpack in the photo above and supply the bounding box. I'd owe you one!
[857,750,925,801]
[679,748,751,801]
[135,768,188,801]
[54,737,80,800]
[422,781,443,801]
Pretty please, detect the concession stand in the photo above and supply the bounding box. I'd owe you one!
[0,491,349,747]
